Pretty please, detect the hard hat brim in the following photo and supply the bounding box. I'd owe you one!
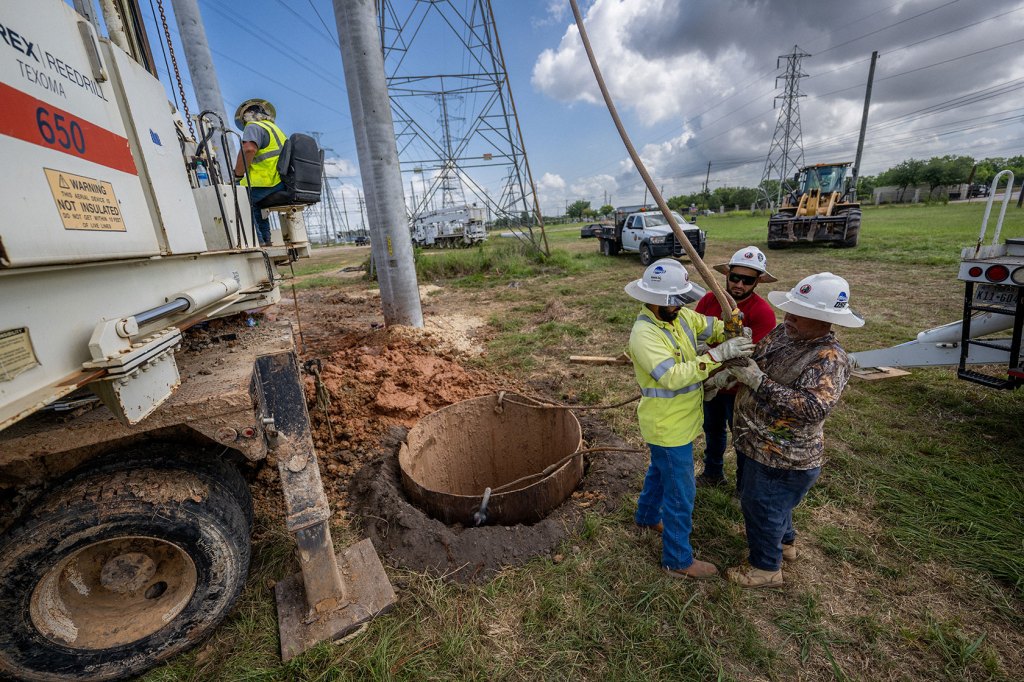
[767,290,865,328]
[625,280,701,306]
[233,98,277,130]
[712,262,778,283]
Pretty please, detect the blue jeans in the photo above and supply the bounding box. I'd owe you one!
[635,442,697,570]
[738,454,820,571]
[247,182,284,245]
[701,392,734,479]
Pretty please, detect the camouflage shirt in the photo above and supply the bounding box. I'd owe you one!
[733,325,851,470]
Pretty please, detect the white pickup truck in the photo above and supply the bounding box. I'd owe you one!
[593,206,707,266]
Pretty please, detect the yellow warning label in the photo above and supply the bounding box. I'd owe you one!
[44,168,126,232]
[0,328,39,382]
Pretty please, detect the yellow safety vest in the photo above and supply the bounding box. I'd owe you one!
[628,306,725,447]
[240,120,285,188]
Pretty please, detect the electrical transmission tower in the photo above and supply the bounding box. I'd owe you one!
[759,45,810,209]
[377,0,548,253]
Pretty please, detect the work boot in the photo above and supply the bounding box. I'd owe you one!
[695,473,728,489]
[782,541,798,562]
[726,564,784,589]
[635,521,663,534]
[664,559,719,580]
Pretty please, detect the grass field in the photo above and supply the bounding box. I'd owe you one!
[148,202,1024,681]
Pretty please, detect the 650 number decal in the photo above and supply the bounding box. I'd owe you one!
[36,106,86,154]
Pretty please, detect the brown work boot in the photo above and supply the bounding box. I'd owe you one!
[782,541,797,562]
[635,521,663,534]
[664,559,719,580]
[726,564,784,588]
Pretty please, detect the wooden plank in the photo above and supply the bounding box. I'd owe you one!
[851,366,911,381]
[569,354,631,365]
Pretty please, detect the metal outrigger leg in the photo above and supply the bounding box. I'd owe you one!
[255,352,396,661]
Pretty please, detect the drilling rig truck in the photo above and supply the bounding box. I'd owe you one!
[0,1,393,679]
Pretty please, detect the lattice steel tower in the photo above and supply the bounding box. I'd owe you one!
[759,45,810,209]
[377,0,548,252]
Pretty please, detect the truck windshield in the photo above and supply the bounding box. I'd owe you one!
[641,212,685,227]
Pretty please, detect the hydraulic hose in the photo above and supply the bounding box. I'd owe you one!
[568,0,743,336]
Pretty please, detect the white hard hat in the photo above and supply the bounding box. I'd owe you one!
[713,246,777,283]
[625,259,698,306]
[767,272,865,328]
[233,98,276,130]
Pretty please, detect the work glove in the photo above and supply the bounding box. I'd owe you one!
[706,336,755,363]
[731,358,766,391]
[702,371,737,402]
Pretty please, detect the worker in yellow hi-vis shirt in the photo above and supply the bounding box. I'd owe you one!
[625,259,754,580]
[233,98,286,246]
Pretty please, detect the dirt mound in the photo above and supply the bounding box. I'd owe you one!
[347,416,645,582]
[306,328,501,500]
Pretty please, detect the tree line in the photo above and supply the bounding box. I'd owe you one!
[558,155,1024,219]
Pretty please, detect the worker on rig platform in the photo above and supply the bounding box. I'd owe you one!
[723,272,864,588]
[625,259,755,580]
[233,98,286,247]
[694,247,778,492]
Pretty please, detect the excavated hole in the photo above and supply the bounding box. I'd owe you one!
[399,393,583,526]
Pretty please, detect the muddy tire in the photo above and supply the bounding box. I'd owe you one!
[599,238,613,256]
[834,209,861,248]
[639,243,654,266]
[766,239,790,250]
[0,461,251,681]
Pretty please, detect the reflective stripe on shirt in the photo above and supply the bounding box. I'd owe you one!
[650,357,676,381]
[641,384,702,398]
[697,315,716,341]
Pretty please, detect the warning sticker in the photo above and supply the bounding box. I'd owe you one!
[44,168,126,232]
[0,328,40,382]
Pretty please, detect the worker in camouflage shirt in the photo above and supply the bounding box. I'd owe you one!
[721,272,864,588]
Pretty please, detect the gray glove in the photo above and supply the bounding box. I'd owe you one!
[702,371,737,402]
[706,336,755,363]
[731,358,766,390]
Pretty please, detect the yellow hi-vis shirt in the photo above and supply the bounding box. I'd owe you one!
[240,120,285,188]
[628,306,726,447]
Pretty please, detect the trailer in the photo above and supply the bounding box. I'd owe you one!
[0,2,393,679]
[850,171,1022,389]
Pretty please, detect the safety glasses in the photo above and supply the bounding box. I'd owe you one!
[728,273,758,285]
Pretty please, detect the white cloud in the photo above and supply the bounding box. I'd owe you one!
[532,0,1024,198]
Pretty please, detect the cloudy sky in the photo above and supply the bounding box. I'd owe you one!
[139,0,1024,222]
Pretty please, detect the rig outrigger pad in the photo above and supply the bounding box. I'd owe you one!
[255,352,396,661]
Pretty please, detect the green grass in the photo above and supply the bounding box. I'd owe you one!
[144,202,1024,681]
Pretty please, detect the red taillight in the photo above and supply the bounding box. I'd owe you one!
[985,265,1010,282]
[968,266,983,277]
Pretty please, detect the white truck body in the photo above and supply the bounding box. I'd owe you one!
[412,204,487,247]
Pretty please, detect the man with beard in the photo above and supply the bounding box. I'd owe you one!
[625,259,755,579]
[694,247,778,491]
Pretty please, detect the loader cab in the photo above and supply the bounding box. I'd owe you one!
[799,163,850,197]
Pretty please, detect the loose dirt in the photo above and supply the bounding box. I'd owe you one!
[268,283,647,582]
[348,414,642,582]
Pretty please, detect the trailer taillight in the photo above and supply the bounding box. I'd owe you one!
[1012,267,1024,285]
[968,266,983,277]
[985,265,1010,282]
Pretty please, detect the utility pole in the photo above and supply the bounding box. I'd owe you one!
[703,161,712,209]
[333,0,422,327]
[170,0,233,182]
[850,51,878,201]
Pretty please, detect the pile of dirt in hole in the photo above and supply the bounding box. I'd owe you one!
[303,328,503,509]
[347,415,646,582]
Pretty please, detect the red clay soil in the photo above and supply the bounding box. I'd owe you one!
[264,288,648,582]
